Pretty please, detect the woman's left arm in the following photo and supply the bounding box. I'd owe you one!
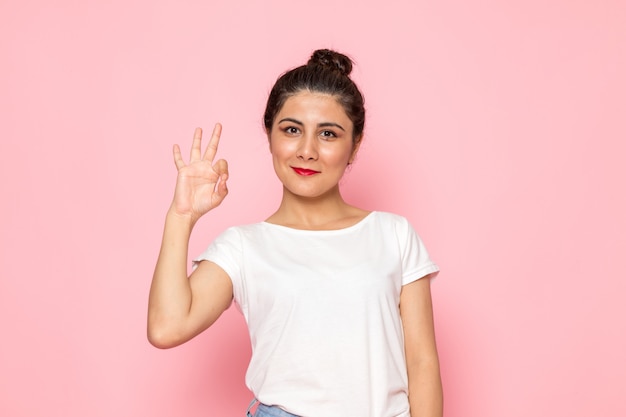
[400,275,443,417]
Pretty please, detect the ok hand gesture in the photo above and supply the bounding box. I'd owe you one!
[170,124,229,223]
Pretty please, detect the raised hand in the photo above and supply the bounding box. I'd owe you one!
[170,124,229,222]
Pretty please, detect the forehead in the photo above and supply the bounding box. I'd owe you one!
[276,91,352,125]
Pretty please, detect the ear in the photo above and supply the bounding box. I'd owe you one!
[348,135,363,164]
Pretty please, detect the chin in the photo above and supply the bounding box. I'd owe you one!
[283,184,340,200]
[285,188,323,199]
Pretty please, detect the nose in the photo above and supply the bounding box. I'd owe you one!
[296,133,318,160]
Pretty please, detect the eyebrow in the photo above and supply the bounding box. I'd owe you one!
[278,118,345,132]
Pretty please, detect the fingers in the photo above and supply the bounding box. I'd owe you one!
[216,178,229,200]
[173,144,185,170]
[213,159,229,200]
[190,127,203,162]
[202,123,222,163]
[213,158,229,177]
[172,125,222,170]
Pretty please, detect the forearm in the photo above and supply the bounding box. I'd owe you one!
[147,209,196,346]
[407,358,443,417]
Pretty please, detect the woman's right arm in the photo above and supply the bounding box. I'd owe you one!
[147,125,232,349]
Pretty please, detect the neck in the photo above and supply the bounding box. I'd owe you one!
[267,186,361,230]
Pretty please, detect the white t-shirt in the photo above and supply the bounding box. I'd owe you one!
[194,211,439,417]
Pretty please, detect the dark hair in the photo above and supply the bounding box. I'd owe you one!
[263,49,365,143]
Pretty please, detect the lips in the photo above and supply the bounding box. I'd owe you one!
[292,167,320,176]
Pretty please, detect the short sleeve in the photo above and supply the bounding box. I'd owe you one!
[395,216,440,285]
[192,227,244,305]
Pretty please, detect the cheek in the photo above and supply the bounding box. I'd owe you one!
[270,140,300,170]
[271,141,296,159]
[321,146,353,165]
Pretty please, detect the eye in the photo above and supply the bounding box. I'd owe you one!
[282,126,300,135]
[319,130,337,140]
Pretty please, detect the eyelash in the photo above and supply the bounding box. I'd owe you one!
[283,126,337,138]
[320,130,337,139]
[281,126,338,139]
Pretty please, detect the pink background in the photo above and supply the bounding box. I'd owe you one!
[1,0,625,416]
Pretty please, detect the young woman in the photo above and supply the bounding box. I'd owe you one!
[148,49,442,417]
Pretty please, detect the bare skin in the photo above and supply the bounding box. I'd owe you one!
[147,92,442,416]
[265,91,368,230]
[147,125,232,348]
[401,276,444,417]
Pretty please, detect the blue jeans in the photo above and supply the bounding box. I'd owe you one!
[246,399,301,417]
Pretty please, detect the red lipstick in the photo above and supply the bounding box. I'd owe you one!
[292,167,320,176]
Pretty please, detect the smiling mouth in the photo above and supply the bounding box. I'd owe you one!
[292,167,320,176]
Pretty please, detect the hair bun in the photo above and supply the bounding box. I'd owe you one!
[308,49,353,76]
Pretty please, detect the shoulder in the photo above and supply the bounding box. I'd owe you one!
[208,222,270,250]
[370,211,412,229]
[218,221,267,236]
[369,212,424,246]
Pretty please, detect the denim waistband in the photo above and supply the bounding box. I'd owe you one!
[247,399,300,417]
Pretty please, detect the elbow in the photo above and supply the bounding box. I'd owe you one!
[147,330,177,349]
[147,320,185,349]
